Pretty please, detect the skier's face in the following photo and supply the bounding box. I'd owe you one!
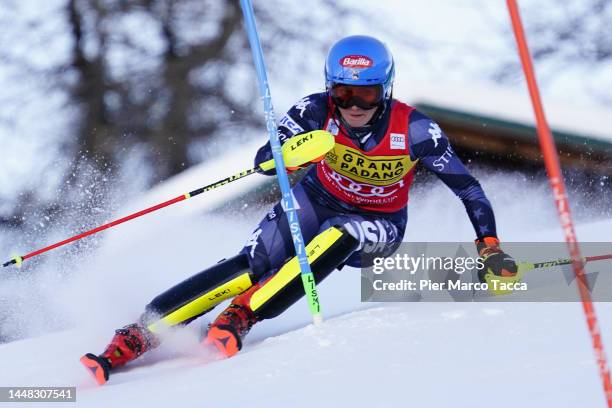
[338,105,378,128]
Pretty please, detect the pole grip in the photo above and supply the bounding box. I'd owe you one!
[2,256,22,268]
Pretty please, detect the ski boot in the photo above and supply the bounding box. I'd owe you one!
[80,322,159,385]
[205,286,259,357]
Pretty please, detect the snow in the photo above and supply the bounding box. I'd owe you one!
[1,302,612,407]
[0,157,611,406]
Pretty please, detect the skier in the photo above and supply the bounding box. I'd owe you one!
[81,35,518,384]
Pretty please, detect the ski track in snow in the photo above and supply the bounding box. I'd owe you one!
[0,167,611,407]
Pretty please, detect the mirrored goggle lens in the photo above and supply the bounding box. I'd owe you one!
[331,85,383,109]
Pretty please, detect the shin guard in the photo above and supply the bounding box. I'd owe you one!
[249,225,359,320]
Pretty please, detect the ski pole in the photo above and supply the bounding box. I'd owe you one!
[525,253,612,271]
[2,130,334,269]
[2,166,260,269]
[240,0,323,325]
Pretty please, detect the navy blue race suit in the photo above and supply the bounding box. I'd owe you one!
[241,92,497,281]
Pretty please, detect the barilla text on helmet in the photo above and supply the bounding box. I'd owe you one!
[340,55,373,68]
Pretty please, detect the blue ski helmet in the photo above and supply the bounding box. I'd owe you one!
[325,35,395,102]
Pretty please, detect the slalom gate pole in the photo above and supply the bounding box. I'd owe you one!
[506,1,612,404]
[2,166,260,269]
[239,0,323,325]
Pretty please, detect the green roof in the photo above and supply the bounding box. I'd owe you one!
[415,103,612,152]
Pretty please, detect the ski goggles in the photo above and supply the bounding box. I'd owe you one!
[330,84,383,109]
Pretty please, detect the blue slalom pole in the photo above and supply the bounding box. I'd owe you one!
[239,0,323,324]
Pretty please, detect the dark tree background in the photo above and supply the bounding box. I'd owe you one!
[0,0,608,254]
[0,0,347,238]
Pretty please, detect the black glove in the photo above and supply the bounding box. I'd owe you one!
[476,237,518,284]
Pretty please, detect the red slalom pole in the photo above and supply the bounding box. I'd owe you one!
[507,1,612,405]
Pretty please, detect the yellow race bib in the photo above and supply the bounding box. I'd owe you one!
[325,144,417,186]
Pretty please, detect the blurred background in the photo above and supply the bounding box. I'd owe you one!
[0,0,611,344]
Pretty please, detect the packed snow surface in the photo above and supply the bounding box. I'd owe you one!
[1,157,611,407]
